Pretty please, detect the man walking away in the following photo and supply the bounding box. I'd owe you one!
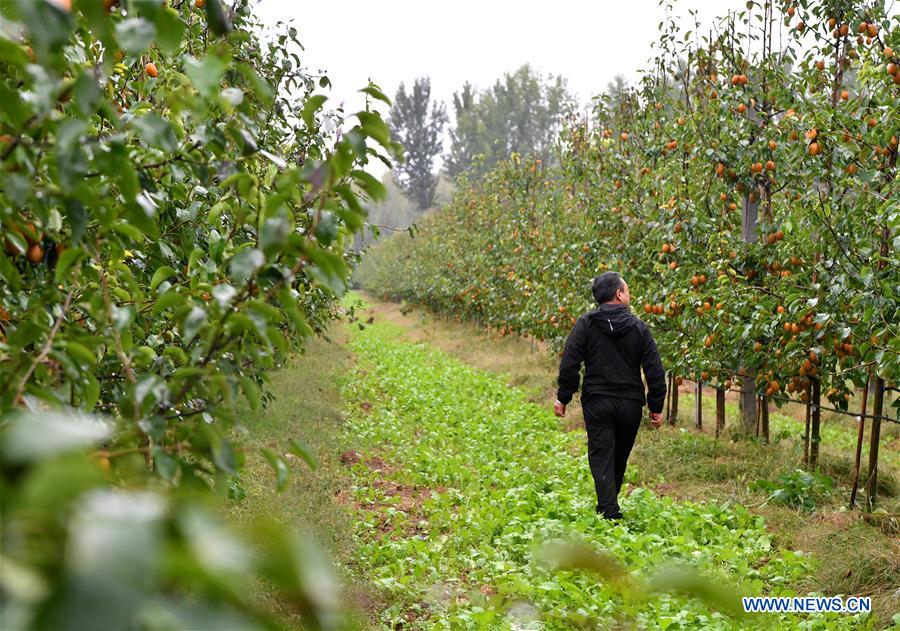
[553,272,667,519]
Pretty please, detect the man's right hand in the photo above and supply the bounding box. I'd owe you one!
[649,412,663,428]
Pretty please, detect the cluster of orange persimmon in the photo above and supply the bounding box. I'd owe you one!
[3,223,47,265]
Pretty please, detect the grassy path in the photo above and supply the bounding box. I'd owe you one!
[223,291,897,628]
[335,294,875,630]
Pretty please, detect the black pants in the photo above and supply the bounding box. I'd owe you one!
[582,395,643,518]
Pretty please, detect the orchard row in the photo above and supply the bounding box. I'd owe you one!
[359,0,898,415]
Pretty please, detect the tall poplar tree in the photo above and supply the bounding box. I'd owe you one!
[388,77,448,211]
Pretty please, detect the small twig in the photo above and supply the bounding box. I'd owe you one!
[13,290,75,402]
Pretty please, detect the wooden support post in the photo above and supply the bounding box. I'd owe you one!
[761,395,769,444]
[802,393,811,465]
[694,380,702,430]
[670,378,679,426]
[740,193,759,434]
[715,387,725,439]
[666,373,675,420]
[755,395,761,437]
[849,376,870,509]
[810,378,821,469]
[865,377,885,511]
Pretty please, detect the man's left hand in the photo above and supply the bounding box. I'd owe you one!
[554,400,566,417]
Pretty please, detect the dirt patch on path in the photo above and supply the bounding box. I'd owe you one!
[337,448,447,539]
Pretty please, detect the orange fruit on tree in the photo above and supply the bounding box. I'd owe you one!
[27,244,43,263]
[808,141,821,156]
[840,89,849,100]
[145,62,158,78]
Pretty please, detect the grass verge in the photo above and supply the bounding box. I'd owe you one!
[223,321,379,629]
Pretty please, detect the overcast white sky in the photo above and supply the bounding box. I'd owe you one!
[251,0,752,177]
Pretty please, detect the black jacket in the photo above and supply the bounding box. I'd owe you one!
[555,303,667,413]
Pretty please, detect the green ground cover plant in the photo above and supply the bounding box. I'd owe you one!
[336,312,874,630]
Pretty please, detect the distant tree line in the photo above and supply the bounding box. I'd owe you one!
[386,64,577,212]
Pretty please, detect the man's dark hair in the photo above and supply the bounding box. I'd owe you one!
[592,272,624,304]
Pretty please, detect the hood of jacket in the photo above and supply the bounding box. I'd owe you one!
[586,303,639,338]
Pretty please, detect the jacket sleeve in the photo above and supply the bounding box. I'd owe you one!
[556,317,587,405]
[640,323,667,413]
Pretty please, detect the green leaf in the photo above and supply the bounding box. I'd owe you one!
[184,53,227,98]
[54,247,85,283]
[1,410,114,464]
[115,18,157,55]
[205,0,233,37]
[64,341,97,367]
[13,0,74,57]
[111,221,145,243]
[277,288,313,337]
[154,8,186,56]
[131,114,177,153]
[182,307,206,343]
[239,376,259,411]
[203,426,237,474]
[351,169,387,201]
[356,111,392,148]
[359,83,391,106]
[302,94,327,130]
[152,446,178,481]
[228,248,264,285]
[261,448,290,492]
[150,265,177,292]
[288,439,318,470]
